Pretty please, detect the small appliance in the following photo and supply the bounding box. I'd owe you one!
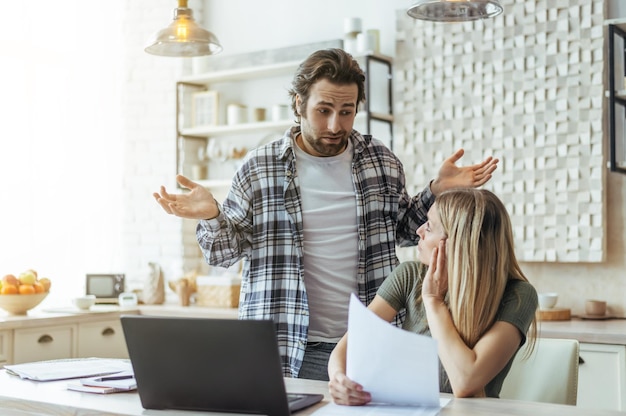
[85,274,125,304]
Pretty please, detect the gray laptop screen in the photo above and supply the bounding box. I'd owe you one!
[121,315,322,416]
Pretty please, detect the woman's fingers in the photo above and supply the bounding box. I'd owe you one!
[328,375,371,406]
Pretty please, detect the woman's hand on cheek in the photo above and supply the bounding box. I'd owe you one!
[422,239,448,301]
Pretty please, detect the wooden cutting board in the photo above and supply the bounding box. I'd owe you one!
[537,308,571,321]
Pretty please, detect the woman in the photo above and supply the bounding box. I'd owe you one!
[328,188,538,403]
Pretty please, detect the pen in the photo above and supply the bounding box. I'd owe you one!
[98,374,134,381]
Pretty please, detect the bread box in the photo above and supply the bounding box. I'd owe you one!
[195,275,241,308]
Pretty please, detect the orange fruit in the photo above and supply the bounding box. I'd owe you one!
[38,277,51,292]
[2,274,18,286]
[18,284,36,295]
[33,282,45,293]
[1,284,18,294]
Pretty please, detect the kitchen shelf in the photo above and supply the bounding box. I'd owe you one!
[179,112,385,138]
[178,52,393,84]
[180,61,300,84]
[180,119,293,138]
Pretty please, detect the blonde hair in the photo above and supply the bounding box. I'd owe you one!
[436,188,537,363]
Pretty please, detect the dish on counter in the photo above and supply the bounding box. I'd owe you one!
[41,305,122,314]
[578,314,615,320]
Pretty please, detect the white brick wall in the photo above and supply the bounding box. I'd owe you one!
[120,0,205,290]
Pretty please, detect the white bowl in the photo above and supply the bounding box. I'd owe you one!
[538,292,558,310]
[73,295,96,310]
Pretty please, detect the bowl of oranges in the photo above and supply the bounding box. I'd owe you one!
[0,270,51,315]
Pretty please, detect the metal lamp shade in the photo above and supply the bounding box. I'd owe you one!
[407,0,503,22]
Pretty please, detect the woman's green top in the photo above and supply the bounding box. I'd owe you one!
[377,261,538,398]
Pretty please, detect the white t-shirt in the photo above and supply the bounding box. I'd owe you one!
[294,139,359,342]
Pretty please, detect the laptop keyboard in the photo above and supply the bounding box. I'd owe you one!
[286,392,325,413]
[287,394,305,403]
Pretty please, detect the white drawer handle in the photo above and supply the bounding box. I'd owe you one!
[38,334,53,344]
[102,327,116,337]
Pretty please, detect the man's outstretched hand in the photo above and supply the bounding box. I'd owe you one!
[153,174,219,220]
[430,149,498,196]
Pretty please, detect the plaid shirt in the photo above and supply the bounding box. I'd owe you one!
[197,126,434,377]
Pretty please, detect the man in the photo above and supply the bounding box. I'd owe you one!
[154,48,498,381]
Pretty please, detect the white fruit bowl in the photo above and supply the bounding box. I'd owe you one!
[0,292,48,315]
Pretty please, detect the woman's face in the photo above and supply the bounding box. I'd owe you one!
[416,203,446,265]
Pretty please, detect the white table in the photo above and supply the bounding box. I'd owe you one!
[0,369,624,415]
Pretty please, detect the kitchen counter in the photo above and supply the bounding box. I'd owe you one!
[0,306,141,330]
[0,302,238,331]
[138,306,626,344]
[138,303,238,319]
[2,305,623,344]
[538,317,626,345]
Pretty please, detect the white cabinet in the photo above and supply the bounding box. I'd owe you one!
[175,44,394,190]
[77,319,128,359]
[13,324,77,364]
[577,342,626,410]
[8,315,134,364]
[0,330,12,365]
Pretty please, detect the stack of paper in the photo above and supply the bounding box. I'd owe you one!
[4,357,132,381]
[67,370,137,394]
[3,357,136,395]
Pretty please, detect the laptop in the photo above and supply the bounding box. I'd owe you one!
[120,315,324,416]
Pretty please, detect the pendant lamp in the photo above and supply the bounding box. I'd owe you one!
[407,0,503,22]
[145,0,222,57]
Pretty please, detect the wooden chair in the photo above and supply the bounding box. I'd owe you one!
[500,338,580,405]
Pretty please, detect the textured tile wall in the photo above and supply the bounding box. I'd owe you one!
[393,0,606,262]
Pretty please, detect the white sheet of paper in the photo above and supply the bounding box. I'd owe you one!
[346,293,440,407]
[311,399,451,416]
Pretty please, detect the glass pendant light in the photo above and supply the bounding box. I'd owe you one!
[407,0,503,22]
[145,0,222,57]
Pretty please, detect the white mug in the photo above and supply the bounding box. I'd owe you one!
[357,32,376,53]
[271,104,290,122]
[227,104,247,125]
[343,17,362,36]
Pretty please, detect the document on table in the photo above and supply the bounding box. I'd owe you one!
[311,399,451,416]
[66,369,137,394]
[345,293,440,407]
[4,357,132,381]
[66,381,135,394]
[79,370,136,389]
